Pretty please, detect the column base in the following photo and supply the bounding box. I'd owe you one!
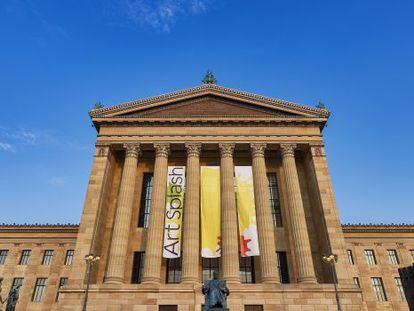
[141,277,161,285]
[261,276,280,284]
[298,276,318,284]
[104,276,124,284]
[224,276,240,284]
[181,277,200,284]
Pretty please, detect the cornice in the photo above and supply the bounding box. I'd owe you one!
[94,118,327,128]
[342,223,414,233]
[0,223,79,234]
[89,84,330,119]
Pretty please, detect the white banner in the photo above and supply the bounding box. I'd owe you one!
[162,166,186,258]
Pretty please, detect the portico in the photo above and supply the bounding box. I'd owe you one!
[59,81,364,310]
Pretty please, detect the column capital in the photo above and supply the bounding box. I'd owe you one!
[219,143,235,158]
[123,143,141,158]
[280,143,297,158]
[185,142,202,157]
[154,143,170,158]
[250,143,267,158]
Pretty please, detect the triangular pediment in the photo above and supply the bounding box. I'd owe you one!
[117,95,298,119]
[90,84,330,120]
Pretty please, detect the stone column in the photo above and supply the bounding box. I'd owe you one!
[280,143,317,284]
[304,144,352,284]
[250,143,280,283]
[105,143,140,284]
[219,143,240,283]
[141,143,170,284]
[181,142,202,284]
[68,143,113,287]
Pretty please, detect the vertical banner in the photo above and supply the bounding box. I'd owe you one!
[163,166,185,258]
[201,166,221,258]
[235,166,260,257]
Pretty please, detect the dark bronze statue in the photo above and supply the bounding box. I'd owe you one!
[202,271,229,310]
[0,277,4,305]
[5,284,21,311]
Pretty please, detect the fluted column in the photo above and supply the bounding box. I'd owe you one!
[105,143,140,284]
[281,143,317,284]
[219,143,240,283]
[181,142,202,284]
[141,143,170,284]
[250,143,280,283]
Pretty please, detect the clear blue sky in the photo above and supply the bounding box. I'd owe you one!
[1,0,413,224]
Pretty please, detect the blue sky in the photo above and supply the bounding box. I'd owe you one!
[0,0,413,224]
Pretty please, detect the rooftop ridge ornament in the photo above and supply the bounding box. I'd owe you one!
[202,70,217,85]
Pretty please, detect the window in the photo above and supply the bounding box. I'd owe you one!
[159,306,177,311]
[395,277,406,301]
[42,250,54,265]
[245,306,263,311]
[410,249,414,261]
[166,258,182,284]
[131,252,145,284]
[65,250,74,265]
[19,250,31,265]
[353,277,360,288]
[202,258,219,282]
[364,250,376,265]
[371,277,387,301]
[347,250,354,265]
[239,256,255,284]
[10,278,23,295]
[56,277,68,301]
[267,173,283,227]
[387,249,399,265]
[0,250,8,265]
[138,173,154,228]
[276,251,290,283]
[32,278,47,302]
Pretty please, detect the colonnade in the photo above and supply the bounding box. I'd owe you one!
[104,142,317,285]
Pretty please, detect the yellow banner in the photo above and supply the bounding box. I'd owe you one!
[201,166,221,258]
[235,166,260,257]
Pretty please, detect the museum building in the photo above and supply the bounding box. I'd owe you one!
[0,78,413,310]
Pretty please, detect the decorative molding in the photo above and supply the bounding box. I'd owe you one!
[154,143,170,158]
[280,143,297,157]
[219,143,235,158]
[90,84,330,119]
[185,142,202,157]
[250,143,267,157]
[123,143,141,158]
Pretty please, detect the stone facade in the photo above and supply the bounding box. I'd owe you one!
[0,83,412,310]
